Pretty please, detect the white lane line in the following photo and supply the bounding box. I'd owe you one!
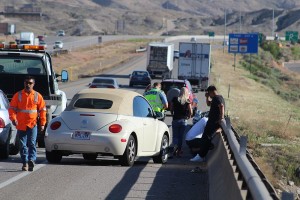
[0,161,47,190]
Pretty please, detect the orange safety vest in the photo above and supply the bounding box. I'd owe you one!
[9,89,47,131]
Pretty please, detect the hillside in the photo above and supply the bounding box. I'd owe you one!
[0,0,300,36]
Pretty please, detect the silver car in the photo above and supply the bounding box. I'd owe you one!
[89,77,120,89]
[0,90,19,159]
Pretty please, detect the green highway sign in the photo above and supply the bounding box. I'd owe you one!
[258,33,266,45]
[285,31,298,42]
[208,32,215,37]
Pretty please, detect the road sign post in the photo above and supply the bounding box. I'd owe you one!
[228,33,258,71]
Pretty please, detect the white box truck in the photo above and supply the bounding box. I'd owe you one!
[19,32,35,45]
[178,42,211,90]
[147,42,174,79]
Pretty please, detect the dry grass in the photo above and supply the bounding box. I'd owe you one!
[211,49,300,187]
[52,40,151,81]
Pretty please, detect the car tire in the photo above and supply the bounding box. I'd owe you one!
[46,151,62,163]
[153,134,169,164]
[83,153,98,160]
[9,135,19,155]
[0,134,10,159]
[119,135,136,166]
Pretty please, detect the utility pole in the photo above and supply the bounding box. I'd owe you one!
[272,9,275,37]
[223,9,227,53]
[166,1,169,36]
[239,2,242,33]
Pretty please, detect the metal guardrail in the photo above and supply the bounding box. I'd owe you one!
[220,118,278,200]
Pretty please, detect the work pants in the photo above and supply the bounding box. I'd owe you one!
[18,126,37,164]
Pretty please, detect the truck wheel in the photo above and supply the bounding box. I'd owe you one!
[46,151,62,163]
[153,134,169,164]
[0,136,10,159]
[9,135,19,155]
[37,138,45,148]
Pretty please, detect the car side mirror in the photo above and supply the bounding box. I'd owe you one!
[61,70,68,82]
[154,111,164,120]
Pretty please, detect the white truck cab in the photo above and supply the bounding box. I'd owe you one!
[0,44,68,146]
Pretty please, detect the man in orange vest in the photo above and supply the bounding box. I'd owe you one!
[9,76,46,171]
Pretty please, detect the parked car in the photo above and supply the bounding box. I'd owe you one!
[37,35,45,41]
[57,30,65,36]
[174,50,179,59]
[191,37,197,42]
[39,40,47,49]
[222,40,229,46]
[53,41,63,49]
[89,77,119,89]
[161,79,197,104]
[129,70,151,87]
[0,89,19,159]
[45,88,171,166]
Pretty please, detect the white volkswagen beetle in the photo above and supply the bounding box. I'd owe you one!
[45,88,171,166]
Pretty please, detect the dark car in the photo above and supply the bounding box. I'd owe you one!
[0,89,19,159]
[161,79,196,103]
[129,70,151,87]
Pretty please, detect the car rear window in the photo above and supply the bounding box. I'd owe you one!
[133,71,148,76]
[161,82,185,94]
[74,98,113,109]
[92,79,114,84]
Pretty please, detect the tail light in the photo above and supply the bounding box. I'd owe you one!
[109,124,122,133]
[50,121,61,130]
[89,85,97,88]
[0,118,5,128]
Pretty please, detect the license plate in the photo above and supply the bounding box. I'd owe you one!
[72,131,91,140]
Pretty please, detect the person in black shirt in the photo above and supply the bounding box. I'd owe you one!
[197,85,225,159]
[170,87,193,157]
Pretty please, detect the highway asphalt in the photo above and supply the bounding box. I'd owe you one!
[0,39,211,200]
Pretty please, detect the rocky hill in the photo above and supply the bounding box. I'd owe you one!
[0,0,300,36]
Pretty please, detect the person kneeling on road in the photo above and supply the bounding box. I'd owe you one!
[186,116,208,162]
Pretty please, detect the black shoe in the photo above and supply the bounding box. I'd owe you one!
[28,160,35,171]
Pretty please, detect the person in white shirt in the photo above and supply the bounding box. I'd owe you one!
[185,116,208,162]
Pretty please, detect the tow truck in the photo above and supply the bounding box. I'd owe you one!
[0,44,68,147]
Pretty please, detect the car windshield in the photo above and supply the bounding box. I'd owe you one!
[132,71,148,76]
[0,57,46,75]
[74,98,113,109]
[55,42,61,44]
[161,82,185,94]
[92,79,114,84]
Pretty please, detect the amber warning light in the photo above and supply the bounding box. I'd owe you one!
[0,44,45,51]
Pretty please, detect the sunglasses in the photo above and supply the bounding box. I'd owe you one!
[25,81,34,85]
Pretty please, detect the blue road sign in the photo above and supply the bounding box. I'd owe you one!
[228,33,259,54]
